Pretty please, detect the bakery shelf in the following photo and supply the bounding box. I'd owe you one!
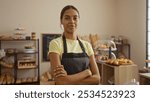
[17,65,38,69]
[0,39,38,41]
[0,39,40,85]
[17,51,38,54]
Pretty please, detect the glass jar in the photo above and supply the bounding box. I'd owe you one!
[31,32,36,39]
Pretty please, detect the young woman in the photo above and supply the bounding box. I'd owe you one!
[49,5,100,85]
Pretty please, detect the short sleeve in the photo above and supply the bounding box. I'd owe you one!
[86,42,94,56]
[48,39,61,55]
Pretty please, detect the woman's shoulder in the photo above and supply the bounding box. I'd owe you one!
[80,39,91,46]
[51,36,62,43]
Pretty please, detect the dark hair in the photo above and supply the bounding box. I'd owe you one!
[60,5,80,20]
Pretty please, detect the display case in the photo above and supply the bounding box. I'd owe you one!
[0,39,40,85]
[94,40,117,62]
[115,43,130,59]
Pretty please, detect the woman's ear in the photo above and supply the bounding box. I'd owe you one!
[60,24,64,30]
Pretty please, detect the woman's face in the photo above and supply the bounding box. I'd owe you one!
[61,8,79,34]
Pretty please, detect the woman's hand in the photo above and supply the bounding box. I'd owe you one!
[53,65,67,78]
[53,65,70,85]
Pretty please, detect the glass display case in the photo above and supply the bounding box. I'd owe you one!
[94,40,117,62]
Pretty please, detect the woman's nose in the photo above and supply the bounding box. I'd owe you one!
[69,18,74,23]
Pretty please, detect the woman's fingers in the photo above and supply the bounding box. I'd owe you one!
[53,66,67,78]
[56,65,64,69]
[54,67,64,72]
[54,72,66,78]
[55,73,66,78]
[54,69,65,75]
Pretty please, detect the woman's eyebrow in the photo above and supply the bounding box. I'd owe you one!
[64,15,70,17]
[74,15,78,17]
[64,15,78,17]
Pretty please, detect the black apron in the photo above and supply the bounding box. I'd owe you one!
[61,35,90,75]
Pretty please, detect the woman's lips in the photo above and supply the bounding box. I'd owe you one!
[68,25,75,28]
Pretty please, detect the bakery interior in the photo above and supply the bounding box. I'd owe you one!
[0,0,149,85]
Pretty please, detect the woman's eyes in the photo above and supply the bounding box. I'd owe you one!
[73,17,78,20]
[64,17,78,21]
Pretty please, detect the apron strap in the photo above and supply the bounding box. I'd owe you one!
[62,35,67,53]
[77,37,86,53]
[62,35,86,53]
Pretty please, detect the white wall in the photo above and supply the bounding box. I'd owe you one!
[117,0,146,69]
[0,0,117,74]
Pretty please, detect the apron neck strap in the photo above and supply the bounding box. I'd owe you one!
[62,35,67,53]
[78,38,86,53]
[62,35,86,53]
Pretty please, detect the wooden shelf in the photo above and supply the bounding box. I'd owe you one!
[0,39,38,41]
[0,39,40,85]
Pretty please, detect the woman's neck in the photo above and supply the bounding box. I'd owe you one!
[64,32,77,40]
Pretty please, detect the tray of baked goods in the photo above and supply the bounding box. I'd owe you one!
[17,56,37,69]
[94,40,117,51]
[106,58,134,66]
[18,59,36,69]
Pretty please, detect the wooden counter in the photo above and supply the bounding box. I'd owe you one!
[97,62,139,85]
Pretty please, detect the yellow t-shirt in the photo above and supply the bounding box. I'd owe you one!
[48,36,94,58]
